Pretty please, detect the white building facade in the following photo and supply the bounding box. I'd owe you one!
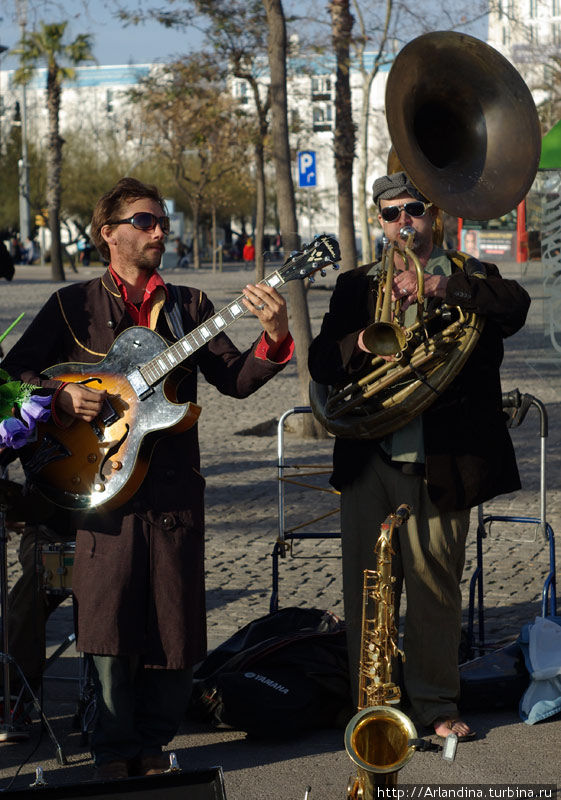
[1,8,557,252]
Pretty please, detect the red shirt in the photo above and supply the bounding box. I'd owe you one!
[109,266,168,328]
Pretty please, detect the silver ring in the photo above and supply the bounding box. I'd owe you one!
[401,288,407,296]
[256,303,265,310]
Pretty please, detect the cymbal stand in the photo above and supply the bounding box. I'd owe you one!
[0,502,66,763]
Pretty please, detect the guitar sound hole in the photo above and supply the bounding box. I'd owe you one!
[99,424,130,480]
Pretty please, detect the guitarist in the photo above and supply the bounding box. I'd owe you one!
[1,177,293,779]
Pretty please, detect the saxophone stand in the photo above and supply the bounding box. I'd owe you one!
[0,500,66,764]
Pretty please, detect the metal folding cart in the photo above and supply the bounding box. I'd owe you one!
[271,392,558,653]
[466,388,557,654]
[270,406,341,613]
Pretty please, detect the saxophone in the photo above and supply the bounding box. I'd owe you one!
[345,504,417,798]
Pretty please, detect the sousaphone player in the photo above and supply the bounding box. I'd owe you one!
[309,31,538,743]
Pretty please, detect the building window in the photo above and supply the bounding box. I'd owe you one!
[529,23,539,42]
[552,21,561,42]
[311,76,331,94]
[235,81,249,105]
[106,89,113,114]
[312,103,333,131]
[311,75,332,102]
[529,0,538,18]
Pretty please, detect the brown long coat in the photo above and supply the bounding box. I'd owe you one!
[2,270,287,668]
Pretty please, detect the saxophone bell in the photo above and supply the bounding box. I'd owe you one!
[345,706,418,795]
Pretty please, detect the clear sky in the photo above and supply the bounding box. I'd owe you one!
[0,0,200,69]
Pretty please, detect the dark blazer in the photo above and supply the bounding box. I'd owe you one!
[308,255,531,511]
[2,269,287,668]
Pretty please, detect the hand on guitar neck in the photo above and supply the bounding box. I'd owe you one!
[56,383,107,424]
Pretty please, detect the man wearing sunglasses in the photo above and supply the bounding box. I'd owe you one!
[2,177,293,780]
[309,170,530,743]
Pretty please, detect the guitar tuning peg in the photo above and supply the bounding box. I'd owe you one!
[333,264,340,271]
[308,275,315,283]
[320,269,326,277]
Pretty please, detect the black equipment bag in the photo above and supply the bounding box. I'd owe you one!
[190,607,352,737]
[459,641,529,711]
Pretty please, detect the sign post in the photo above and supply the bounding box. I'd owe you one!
[297,151,316,241]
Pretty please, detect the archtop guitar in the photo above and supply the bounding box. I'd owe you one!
[21,235,340,510]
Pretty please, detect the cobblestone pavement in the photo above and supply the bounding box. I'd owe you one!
[1,258,560,794]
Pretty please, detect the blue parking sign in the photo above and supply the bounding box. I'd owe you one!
[298,151,317,187]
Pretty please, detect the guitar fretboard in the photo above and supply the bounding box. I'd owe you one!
[139,271,284,386]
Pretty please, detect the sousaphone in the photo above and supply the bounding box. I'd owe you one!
[310,31,541,439]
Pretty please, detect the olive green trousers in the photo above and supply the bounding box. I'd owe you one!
[340,450,470,728]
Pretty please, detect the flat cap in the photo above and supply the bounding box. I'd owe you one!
[372,171,428,207]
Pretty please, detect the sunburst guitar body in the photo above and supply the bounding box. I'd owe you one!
[22,326,200,510]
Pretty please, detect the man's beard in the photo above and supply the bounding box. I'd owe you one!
[137,244,164,271]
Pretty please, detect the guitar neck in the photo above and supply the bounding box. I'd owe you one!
[139,270,285,387]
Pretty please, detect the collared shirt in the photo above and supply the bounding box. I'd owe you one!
[381,246,452,464]
[109,265,294,364]
[109,265,168,328]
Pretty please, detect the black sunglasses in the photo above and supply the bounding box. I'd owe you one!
[110,212,171,235]
[380,201,433,223]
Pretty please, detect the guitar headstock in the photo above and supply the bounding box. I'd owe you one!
[278,234,340,283]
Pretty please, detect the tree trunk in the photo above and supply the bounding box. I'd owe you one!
[254,139,266,282]
[263,0,323,437]
[246,74,269,284]
[192,200,201,269]
[357,69,376,265]
[211,204,217,272]
[46,65,65,281]
[330,0,358,272]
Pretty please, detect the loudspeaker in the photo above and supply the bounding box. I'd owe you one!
[2,767,227,799]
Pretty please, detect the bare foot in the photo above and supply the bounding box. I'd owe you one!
[433,717,476,740]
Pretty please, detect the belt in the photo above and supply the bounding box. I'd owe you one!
[376,446,425,476]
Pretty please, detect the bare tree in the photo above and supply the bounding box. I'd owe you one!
[118,0,272,281]
[352,0,392,264]
[129,56,252,269]
[329,0,358,271]
[263,0,322,436]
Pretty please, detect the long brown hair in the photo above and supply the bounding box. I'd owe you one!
[90,177,166,262]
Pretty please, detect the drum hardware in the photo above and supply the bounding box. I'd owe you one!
[38,542,75,596]
[0,484,66,763]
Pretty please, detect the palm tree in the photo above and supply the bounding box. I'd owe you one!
[13,22,94,281]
